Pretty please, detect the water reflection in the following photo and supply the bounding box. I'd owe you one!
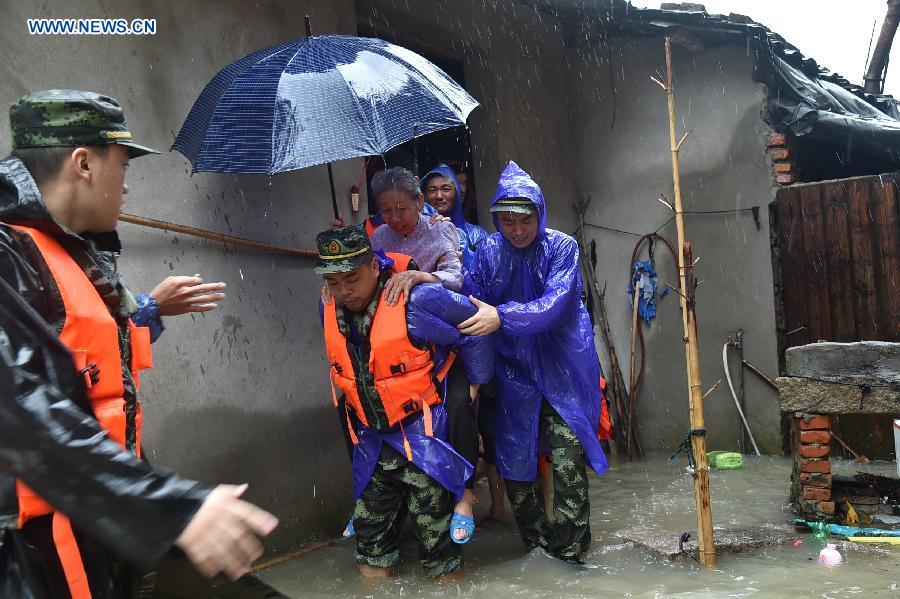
[260,455,900,597]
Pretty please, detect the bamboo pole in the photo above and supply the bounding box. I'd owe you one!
[659,36,716,567]
[118,213,318,257]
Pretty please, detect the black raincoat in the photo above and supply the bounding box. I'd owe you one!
[0,156,209,597]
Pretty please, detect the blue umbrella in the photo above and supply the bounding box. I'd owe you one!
[173,27,479,216]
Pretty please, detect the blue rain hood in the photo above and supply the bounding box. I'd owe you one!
[422,164,466,229]
[465,161,608,481]
[490,160,547,238]
[422,163,488,269]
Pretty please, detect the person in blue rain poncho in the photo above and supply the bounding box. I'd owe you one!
[421,163,509,523]
[316,226,493,578]
[421,164,488,270]
[458,161,608,564]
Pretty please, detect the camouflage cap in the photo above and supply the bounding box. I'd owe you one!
[314,225,373,274]
[10,90,160,158]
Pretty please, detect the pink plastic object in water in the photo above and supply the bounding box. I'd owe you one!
[818,543,843,565]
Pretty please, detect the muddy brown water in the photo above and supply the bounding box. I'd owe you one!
[258,455,900,598]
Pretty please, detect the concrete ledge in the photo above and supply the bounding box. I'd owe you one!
[617,524,794,561]
[777,377,900,414]
[785,342,900,384]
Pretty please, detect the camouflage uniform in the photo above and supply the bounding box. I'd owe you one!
[316,227,464,577]
[505,400,591,563]
[353,445,461,576]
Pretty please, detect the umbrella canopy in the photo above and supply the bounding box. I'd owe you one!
[173,35,479,175]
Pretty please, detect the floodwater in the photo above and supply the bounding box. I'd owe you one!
[258,455,900,598]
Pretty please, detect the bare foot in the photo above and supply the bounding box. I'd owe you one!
[359,564,393,578]
[486,464,507,524]
[436,569,464,583]
[453,489,475,542]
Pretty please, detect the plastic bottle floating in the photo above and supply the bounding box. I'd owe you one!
[818,543,843,565]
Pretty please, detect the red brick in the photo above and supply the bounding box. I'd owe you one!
[803,487,832,501]
[800,430,830,444]
[800,459,831,473]
[769,148,790,160]
[799,444,830,458]
[776,174,796,185]
[768,133,787,147]
[773,161,795,173]
[798,415,830,430]
[800,472,832,488]
[817,501,836,515]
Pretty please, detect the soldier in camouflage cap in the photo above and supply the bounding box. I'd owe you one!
[0,89,278,596]
[314,225,372,274]
[10,89,159,157]
[316,225,496,578]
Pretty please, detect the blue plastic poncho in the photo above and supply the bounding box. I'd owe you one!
[422,164,488,270]
[329,253,494,501]
[464,161,608,482]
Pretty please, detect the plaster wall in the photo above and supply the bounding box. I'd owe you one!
[566,37,783,453]
[0,0,360,551]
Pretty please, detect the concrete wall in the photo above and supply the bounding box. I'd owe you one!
[566,36,783,453]
[357,0,582,234]
[1,0,360,551]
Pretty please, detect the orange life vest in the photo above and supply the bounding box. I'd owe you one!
[364,216,381,237]
[323,252,452,435]
[10,225,154,599]
[598,377,612,442]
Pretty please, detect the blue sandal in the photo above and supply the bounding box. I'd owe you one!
[340,517,355,541]
[450,512,475,545]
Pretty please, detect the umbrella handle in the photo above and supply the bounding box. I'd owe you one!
[412,123,419,177]
[327,162,339,219]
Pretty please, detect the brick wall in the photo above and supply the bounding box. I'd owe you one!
[791,414,835,518]
[767,133,798,185]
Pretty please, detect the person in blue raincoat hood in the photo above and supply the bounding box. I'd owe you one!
[459,161,608,564]
[421,164,488,270]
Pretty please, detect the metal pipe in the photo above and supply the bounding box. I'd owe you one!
[864,0,900,94]
[735,329,747,454]
[741,359,778,391]
[722,342,761,456]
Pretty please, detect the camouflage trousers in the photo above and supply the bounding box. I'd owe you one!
[353,445,461,577]
[505,400,591,563]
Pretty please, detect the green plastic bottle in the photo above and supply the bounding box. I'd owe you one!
[810,521,829,541]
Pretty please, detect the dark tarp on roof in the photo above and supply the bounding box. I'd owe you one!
[525,0,900,161]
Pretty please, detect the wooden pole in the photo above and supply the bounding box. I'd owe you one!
[659,36,716,567]
[575,197,630,456]
[248,538,336,573]
[118,213,318,257]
